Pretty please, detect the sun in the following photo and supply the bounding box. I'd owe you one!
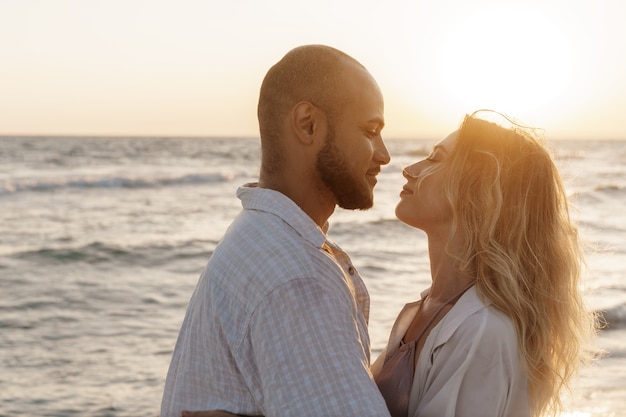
[436,5,572,117]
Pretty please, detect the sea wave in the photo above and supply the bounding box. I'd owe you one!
[0,171,245,194]
[9,240,216,266]
[599,303,626,330]
[594,184,626,195]
[570,183,626,206]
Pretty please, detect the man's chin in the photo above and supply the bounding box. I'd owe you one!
[336,193,373,210]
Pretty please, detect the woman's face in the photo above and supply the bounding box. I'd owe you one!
[395,131,458,233]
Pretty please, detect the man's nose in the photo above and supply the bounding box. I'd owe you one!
[374,137,391,165]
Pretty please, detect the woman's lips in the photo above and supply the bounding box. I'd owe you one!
[400,184,413,197]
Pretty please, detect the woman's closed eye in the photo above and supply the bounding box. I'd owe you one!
[426,151,440,162]
[426,145,449,162]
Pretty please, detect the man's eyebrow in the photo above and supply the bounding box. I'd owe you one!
[368,117,385,129]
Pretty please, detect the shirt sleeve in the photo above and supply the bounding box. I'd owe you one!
[412,309,530,417]
[248,277,391,417]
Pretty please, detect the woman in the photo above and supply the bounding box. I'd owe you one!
[372,110,598,417]
[182,111,599,417]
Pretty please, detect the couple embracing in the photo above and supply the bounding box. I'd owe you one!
[160,45,598,417]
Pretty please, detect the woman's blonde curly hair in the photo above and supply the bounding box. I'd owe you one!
[439,111,600,416]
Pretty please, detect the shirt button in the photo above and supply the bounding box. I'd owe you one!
[348,266,355,275]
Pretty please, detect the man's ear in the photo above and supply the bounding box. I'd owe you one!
[291,101,326,145]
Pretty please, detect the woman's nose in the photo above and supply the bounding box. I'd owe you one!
[403,163,420,178]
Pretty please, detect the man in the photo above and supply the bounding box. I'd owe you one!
[160,44,392,417]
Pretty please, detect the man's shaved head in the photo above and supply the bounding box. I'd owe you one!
[257,45,368,173]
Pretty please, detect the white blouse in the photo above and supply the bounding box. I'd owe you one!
[372,286,531,417]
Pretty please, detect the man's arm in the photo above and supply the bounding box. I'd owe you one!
[247,278,390,416]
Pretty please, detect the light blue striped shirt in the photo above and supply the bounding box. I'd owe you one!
[161,184,390,417]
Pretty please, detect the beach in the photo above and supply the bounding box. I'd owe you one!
[1,136,624,417]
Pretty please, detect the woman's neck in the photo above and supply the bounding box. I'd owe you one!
[426,234,475,303]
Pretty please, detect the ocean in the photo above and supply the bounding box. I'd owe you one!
[1,136,624,417]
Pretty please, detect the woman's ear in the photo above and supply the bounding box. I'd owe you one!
[291,101,326,145]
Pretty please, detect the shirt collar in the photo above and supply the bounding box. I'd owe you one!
[237,183,328,248]
[431,285,490,343]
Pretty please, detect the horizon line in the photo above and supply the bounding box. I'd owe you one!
[1,133,623,141]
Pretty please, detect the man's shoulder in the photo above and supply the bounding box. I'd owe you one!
[224,199,324,248]
[213,209,328,276]
[205,209,344,306]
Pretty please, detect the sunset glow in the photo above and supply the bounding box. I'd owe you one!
[1,0,625,140]
[437,5,572,115]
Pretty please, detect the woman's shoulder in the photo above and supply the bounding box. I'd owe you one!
[458,304,517,346]
[434,287,518,349]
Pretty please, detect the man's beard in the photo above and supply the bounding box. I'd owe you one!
[316,129,373,210]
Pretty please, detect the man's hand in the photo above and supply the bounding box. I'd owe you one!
[181,411,248,417]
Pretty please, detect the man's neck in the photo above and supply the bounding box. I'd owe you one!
[259,176,335,229]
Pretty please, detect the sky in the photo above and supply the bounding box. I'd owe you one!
[1,0,625,140]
